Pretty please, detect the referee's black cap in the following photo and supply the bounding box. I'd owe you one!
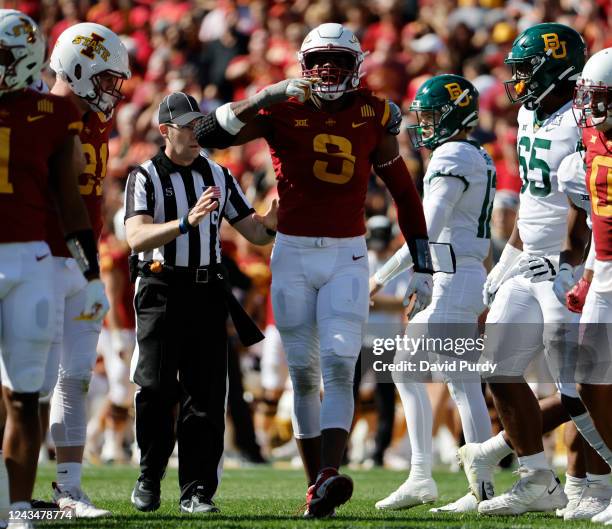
[158,92,204,126]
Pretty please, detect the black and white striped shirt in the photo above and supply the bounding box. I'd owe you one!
[124,148,254,267]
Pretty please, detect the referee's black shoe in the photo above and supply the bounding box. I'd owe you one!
[131,475,161,512]
[180,485,220,513]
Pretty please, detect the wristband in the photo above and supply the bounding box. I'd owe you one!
[178,214,191,234]
[65,229,99,279]
[408,238,434,274]
[266,228,277,237]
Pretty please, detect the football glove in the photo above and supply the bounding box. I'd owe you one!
[75,279,109,322]
[566,277,591,314]
[552,263,576,305]
[259,78,315,105]
[483,244,522,307]
[403,272,433,319]
[518,255,557,282]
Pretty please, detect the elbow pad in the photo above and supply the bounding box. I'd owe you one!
[193,111,237,149]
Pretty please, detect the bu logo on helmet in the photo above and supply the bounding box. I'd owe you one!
[444,82,470,107]
[541,33,567,59]
[72,33,110,62]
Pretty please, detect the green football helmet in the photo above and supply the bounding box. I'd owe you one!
[407,74,479,149]
[504,22,586,109]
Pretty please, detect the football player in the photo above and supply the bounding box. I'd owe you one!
[195,23,432,517]
[0,11,105,528]
[569,47,612,525]
[370,75,496,513]
[457,23,589,515]
[37,22,130,517]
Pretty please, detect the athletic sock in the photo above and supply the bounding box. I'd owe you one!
[0,452,8,520]
[517,451,549,471]
[573,412,612,470]
[587,472,612,488]
[480,431,513,465]
[409,462,432,481]
[56,462,82,493]
[565,473,586,498]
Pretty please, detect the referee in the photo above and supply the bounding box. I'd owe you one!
[124,92,277,514]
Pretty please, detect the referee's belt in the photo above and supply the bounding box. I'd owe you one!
[134,259,264,347]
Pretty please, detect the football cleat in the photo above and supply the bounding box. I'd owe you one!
[564,483,612,521]
[52,483,111,518]
[457,444,495,502]
[131,476,161,512]
[478,468,567,515]
[429,492,478,513]
[592,498,612,523]
[375,478,438,510]
[304,467,353,518]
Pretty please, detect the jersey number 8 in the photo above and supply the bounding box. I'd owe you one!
[313,134,355,184]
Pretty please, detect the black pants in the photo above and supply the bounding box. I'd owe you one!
[133,275,229,501]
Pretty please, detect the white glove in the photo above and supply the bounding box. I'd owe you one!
[257,78,315,105]
[483,244,523,307]
[403,272,433,319]
[552,263,576,305]
[518,255,557,282]
[284,78,315,103]
[75,279,109,322]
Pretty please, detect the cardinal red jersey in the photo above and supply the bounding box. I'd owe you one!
[0,90,82,244]
[583,129,612,261]
[47,110,113,256]
[260,90,391,237]
[99,234,135,329]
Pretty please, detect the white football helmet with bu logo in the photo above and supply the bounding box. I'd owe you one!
[297,23,365,101]
[50,22,131,115]
[573,47,612,131]
[0,10,45,95]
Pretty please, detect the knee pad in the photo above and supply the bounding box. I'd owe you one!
[287,364,321,439]
[320,353,356,433]
[49,375,89,447]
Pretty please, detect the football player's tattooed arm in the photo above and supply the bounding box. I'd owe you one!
[195,78,313,148]
[373,133,431,272]
[49,135,100,279]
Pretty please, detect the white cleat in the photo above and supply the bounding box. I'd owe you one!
[564,483,612,520]
[429,492,478,513]
[591,497,612,523]
[456,444,494,501]
[478,467,566,516]
[375,478,438,511]
[52,483,111,518]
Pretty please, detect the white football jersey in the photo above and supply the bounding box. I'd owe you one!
[516,101,581,255]
[423,140,496,261]
[557,150,591,228]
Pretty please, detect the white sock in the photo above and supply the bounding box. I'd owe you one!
[396,382,433,480]
[587,472,612,488]
[480,431,513,465]
[517,451,549,471]
[565,473,586,497]
[573,412,612,470]
[56,462,82,492]
[447,381,492,443]
[0,452,8,520]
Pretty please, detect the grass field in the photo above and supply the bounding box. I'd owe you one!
[32,464,596,529]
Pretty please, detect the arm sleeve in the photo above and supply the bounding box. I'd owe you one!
[375,156,428,242]
[124,167,155,221]
[222,167,255,224]
[424,175,465,242]
[373,244,412,285]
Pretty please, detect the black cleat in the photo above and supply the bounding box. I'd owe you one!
[131,476,161,512]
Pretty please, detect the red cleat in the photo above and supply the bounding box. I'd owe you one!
[304,467,353,518]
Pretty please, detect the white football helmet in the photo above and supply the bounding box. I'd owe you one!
[573,47,612,131]
[0,10,45,95]
[50,22,131,115]
[297,23,364,101]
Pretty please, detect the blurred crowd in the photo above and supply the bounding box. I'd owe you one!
[10,0,611,467]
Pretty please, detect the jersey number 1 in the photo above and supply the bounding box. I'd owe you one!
[0,128,13,194]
